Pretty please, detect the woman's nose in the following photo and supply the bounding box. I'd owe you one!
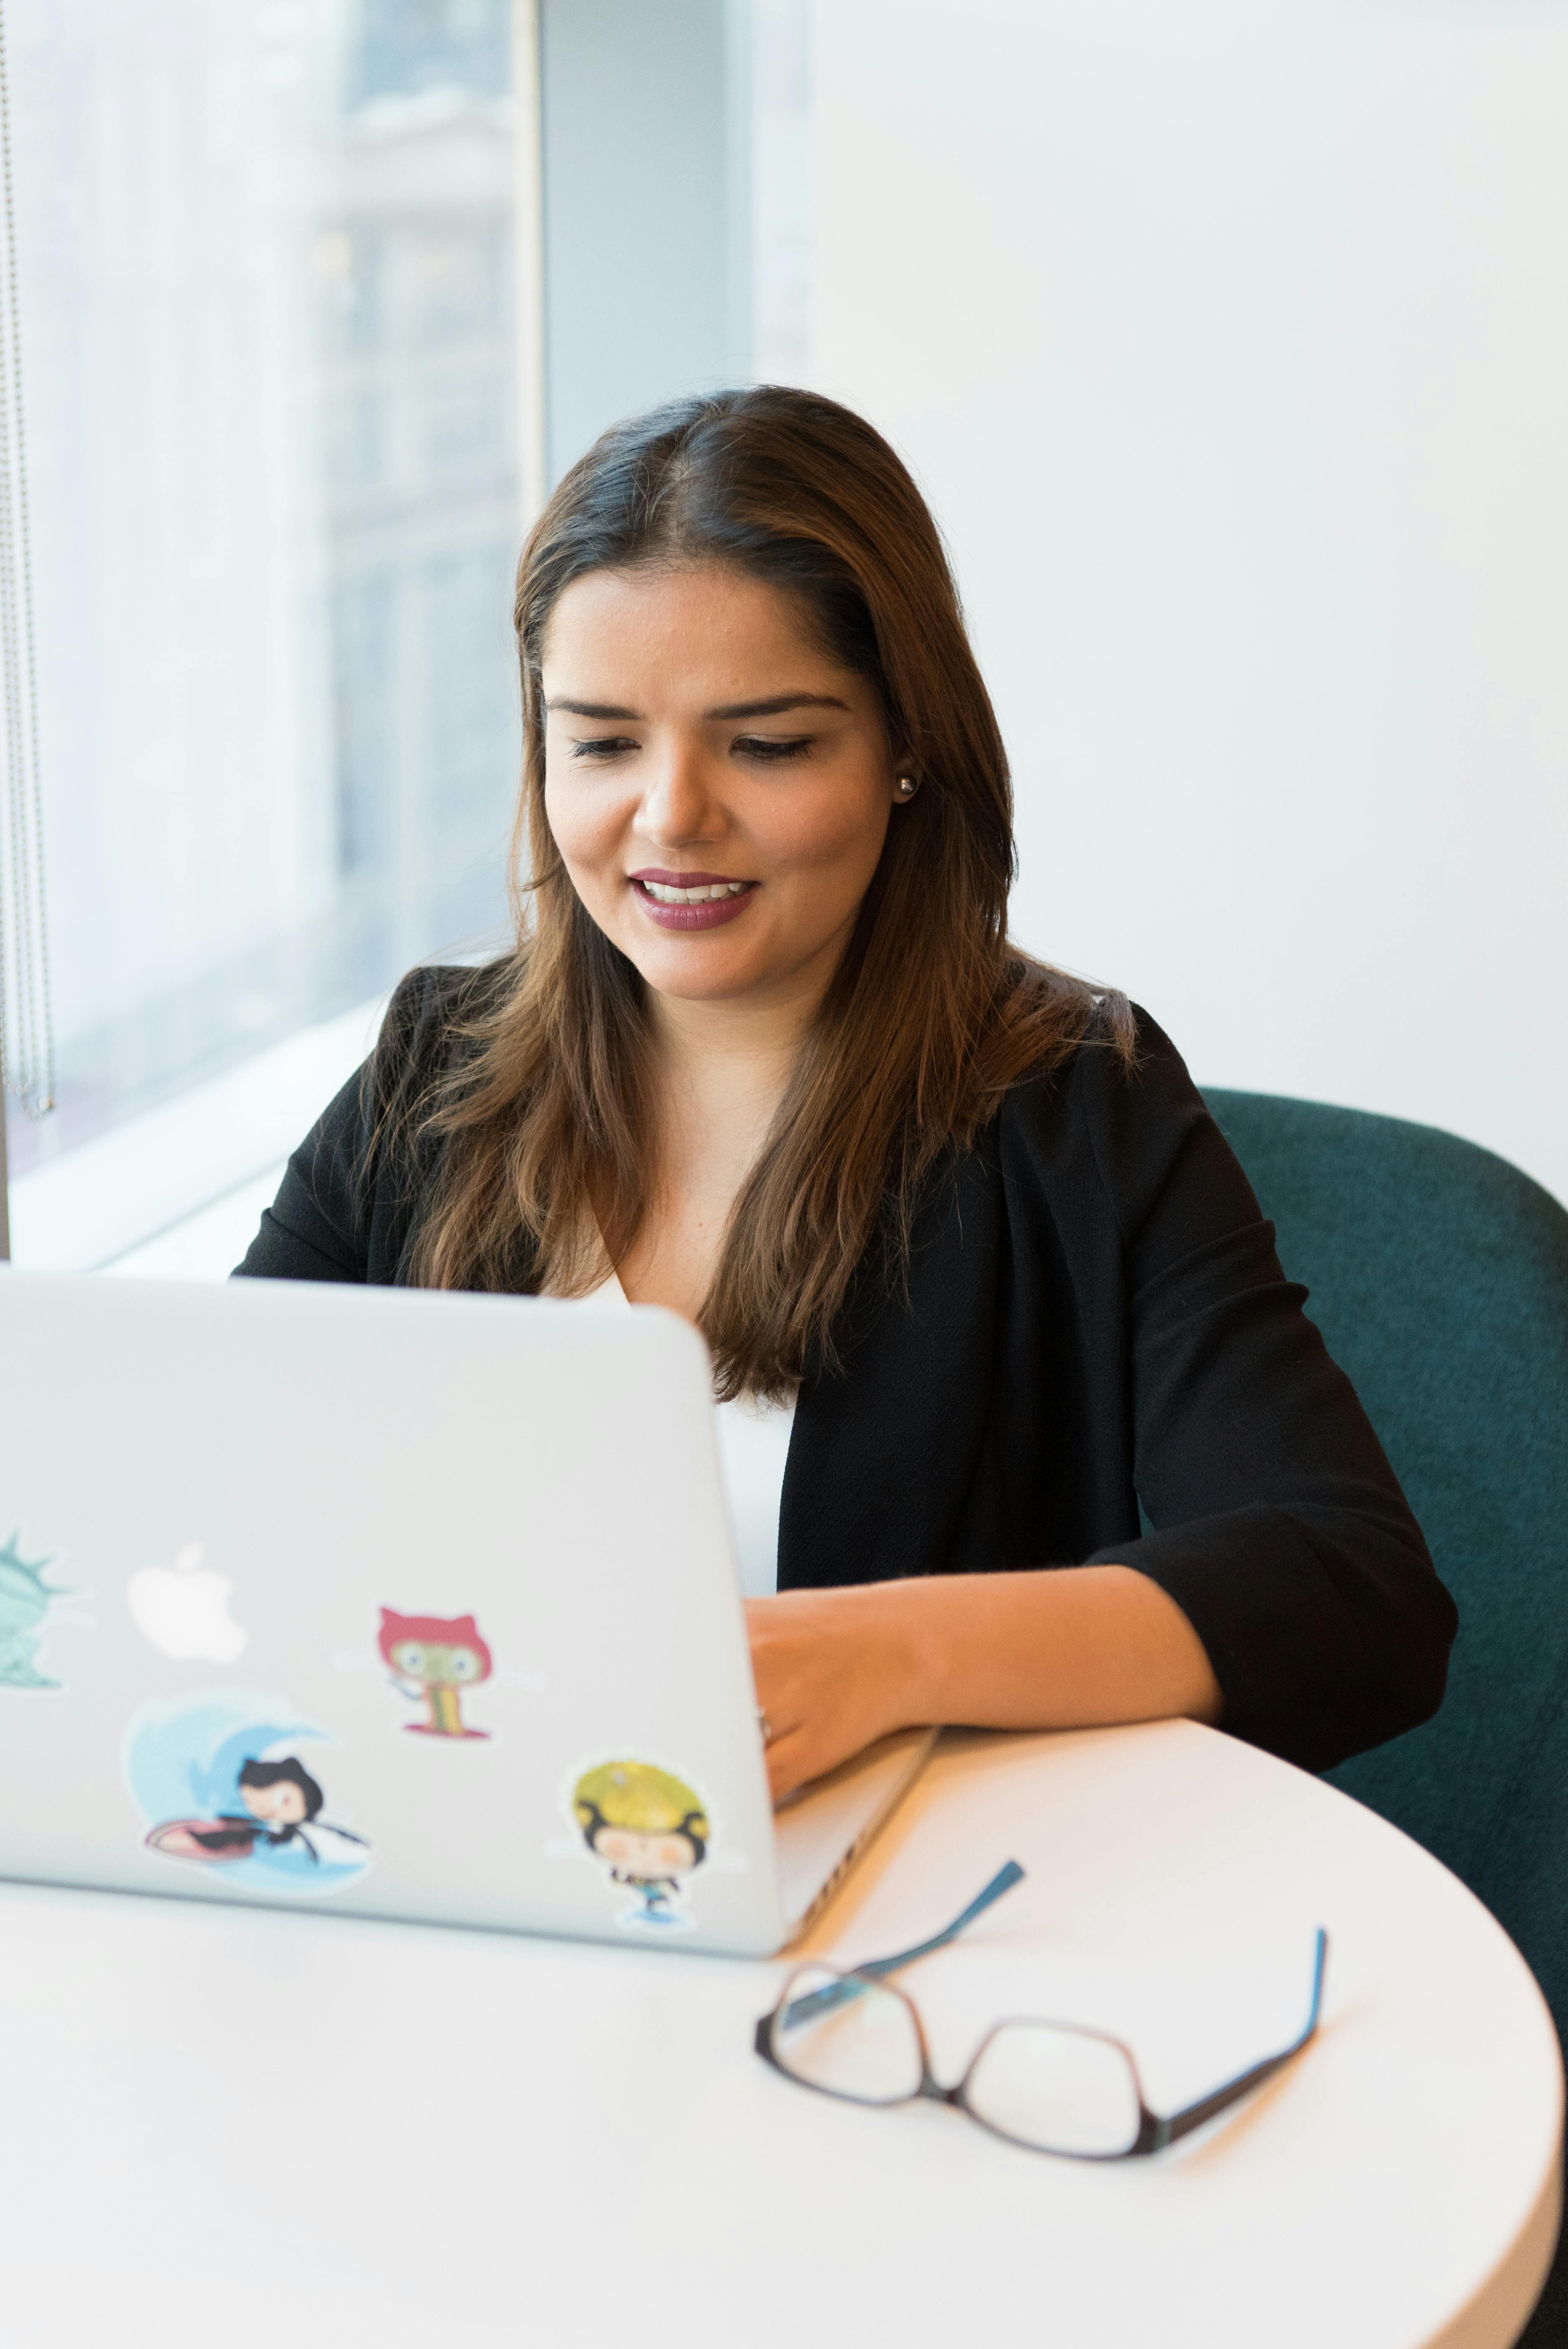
[637,741,723,847]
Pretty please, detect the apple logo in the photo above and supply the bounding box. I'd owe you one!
[127,1542,249,1664]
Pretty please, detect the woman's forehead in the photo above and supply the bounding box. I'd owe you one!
[541,565,860,707]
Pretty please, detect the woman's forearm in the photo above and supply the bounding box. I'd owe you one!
[747,1565,1222,1800]
[891,1564,1222,1734]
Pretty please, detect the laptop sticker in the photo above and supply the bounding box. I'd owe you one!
[377,1608,493,1740]
[126,1542,248,1664]
[125,1692,372,1896]
[0,1529,69,1690]
[569,1758,712,1932]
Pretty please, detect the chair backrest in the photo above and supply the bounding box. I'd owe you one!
[1203,1090,1568,2028]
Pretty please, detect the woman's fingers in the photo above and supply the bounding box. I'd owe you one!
[746,1586,911,1802]
[764,1717,862,1803]
[765,1730,814,1804]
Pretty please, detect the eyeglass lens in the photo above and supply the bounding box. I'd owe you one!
[770,1965,924,2104]
[963,2023,1142,2155]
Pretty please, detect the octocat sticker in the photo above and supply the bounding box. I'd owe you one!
[125,1692,371,1897]
[570,1758,712,1931]
[377,1607,494,1739]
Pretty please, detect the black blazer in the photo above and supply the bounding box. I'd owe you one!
[235,968,1456,1775]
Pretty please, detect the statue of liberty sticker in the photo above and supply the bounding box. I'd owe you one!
[569,1758,712,1931]
[0,1530,71,1690]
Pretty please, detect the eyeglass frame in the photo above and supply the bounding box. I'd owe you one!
[754,1860,1330,2160]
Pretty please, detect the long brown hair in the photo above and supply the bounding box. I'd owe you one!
[395,386,1131,1397]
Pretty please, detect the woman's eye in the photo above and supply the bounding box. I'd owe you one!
[732,734,813,764]
[569,735,637,761]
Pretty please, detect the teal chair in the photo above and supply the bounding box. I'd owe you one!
[1204,1090,1568,2344]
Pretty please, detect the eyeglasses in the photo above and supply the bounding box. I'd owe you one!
[756,1860,1330,2159]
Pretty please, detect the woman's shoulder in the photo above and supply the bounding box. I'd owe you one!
[994,970,1191,1124]
[377,957,507,1067]
[306,956,510,1192]
[364,956,514,1118]
[995,995,1247,1244]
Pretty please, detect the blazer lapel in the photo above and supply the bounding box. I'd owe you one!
[776,1138,1003,1589]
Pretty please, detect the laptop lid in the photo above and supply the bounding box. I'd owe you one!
[0,1267,789,1955]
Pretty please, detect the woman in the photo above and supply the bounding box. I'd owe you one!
[238,386,1455,1802]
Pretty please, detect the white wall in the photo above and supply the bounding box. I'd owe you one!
[810,0,1568,1204]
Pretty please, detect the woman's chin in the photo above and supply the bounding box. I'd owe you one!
[626,940,821,1012]
[597,913,772,1001]
[635,954,778,1007]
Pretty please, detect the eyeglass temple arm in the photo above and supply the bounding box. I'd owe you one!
[1151,1928,1330,2152]
[769,1861,1026,2034]
[850,1860,1026,1984]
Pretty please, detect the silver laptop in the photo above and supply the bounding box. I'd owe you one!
[0,1264,932,1955]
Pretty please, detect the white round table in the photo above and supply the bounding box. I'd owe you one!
[0,1719,1558,2349]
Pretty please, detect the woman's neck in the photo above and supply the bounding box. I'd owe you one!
[613,979,822,1320]
[648,983,814,1140]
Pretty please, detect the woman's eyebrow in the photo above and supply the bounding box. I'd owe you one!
[705,692,851,719]
[544,691,851,721]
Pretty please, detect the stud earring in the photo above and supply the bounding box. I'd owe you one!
[895,776,918,798]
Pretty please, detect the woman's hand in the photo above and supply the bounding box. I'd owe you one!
[746,1585,923,1803]
[747,1567,1223,1805]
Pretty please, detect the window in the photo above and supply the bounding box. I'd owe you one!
[4,0,527,1269]
[3,0,811,1278]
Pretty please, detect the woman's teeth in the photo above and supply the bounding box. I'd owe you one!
[640,880,751,904]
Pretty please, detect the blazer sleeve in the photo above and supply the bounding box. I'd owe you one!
[231,967,453,1285]
[1077,1011,1457,1772]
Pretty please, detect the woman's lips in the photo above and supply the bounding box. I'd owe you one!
[629,872,760,932]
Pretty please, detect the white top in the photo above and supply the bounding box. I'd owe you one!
[3,1719,1558,2348]
[583,1268,795,1597]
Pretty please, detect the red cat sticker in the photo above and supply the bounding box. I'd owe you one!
[377,1608,493,1740]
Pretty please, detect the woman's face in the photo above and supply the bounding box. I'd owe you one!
[541,564,900,1016]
